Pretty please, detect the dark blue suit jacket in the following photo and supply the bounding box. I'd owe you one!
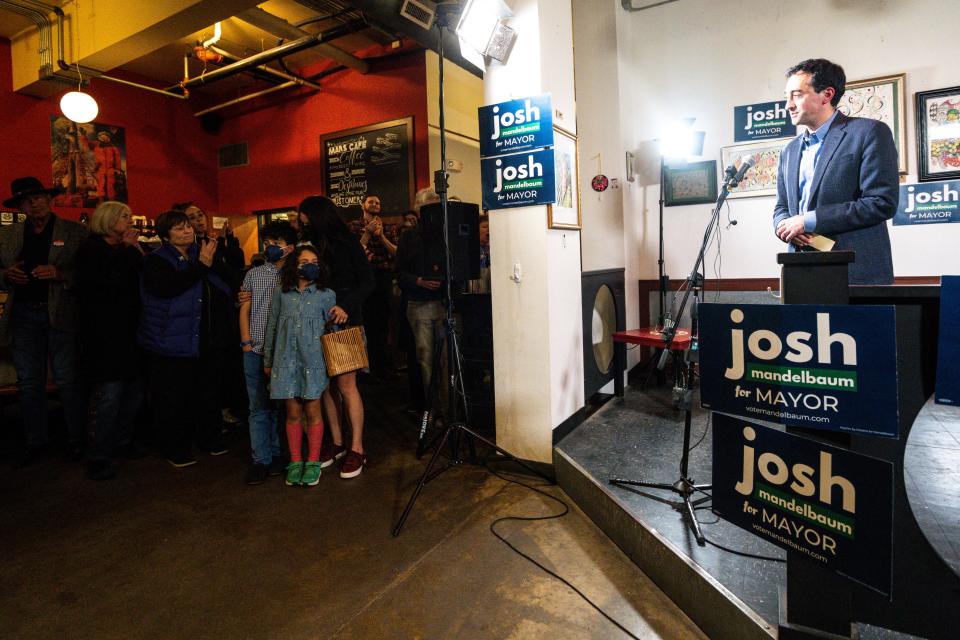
[773,112,899,285]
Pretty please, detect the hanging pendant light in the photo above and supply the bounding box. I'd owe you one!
[60,89,99,123]
[60,0,98,124]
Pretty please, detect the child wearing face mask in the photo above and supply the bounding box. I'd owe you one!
[262,243,346,487]
[238,221,296,485]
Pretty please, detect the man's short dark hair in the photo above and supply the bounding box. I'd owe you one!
[363,194,380,202]
[156,209,190,240]
[786,59,846,107]
[171,201,193,212]
[261,220,297,245]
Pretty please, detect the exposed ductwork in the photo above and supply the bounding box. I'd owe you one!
[238,6,369,74]
[173,18,365,92]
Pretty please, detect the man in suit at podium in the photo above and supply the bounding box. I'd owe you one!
[773,58,899,285]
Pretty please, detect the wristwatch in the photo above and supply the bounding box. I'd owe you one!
[240,340,253,347]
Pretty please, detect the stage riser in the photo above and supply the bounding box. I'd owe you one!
[555,448,775,640]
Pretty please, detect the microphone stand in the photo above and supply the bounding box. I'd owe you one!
[608,171,741,546]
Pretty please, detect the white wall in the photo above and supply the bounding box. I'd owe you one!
[485,0,583,462]
[426,51,483,204]
[616,0,960,300]
[573,0,626,273]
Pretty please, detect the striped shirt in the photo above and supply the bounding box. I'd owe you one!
[241,262,281,354]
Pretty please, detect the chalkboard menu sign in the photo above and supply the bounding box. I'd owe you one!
[321,117,415,215]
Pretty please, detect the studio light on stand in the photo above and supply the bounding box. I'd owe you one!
[634,118,704,389]
[656,117,705,331]
[392,0,548,537]
[455,0,516,70]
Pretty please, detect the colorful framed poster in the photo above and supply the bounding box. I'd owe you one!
[50,116,128,208]
[721,138,789,198]
[548,126,581,229]
[916,86,960,182]
[664,160,718,206]
[837,74,907,174]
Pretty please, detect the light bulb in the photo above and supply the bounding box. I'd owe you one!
[60,91,99,123]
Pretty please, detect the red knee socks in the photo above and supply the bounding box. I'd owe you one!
[306,422,324,462]
[286,422,303,461]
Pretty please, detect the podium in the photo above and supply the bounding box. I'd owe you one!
[776,251,957,640]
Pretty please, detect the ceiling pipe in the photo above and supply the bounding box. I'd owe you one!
[193,63,343,118]
[0,0,53,75]
[207,44,323,90]
[193,81,300,117]
[621,0,679,11]
[237,7,369,74]
[175,19,364,91]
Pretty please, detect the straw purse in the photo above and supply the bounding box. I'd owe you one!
[321,325,369,377]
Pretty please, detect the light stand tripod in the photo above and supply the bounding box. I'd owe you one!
[392,8,550,537]
[609,163,745,546]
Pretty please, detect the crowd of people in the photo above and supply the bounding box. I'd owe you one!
[0,175,490,486]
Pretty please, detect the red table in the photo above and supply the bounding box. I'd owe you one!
[611,327,693,396]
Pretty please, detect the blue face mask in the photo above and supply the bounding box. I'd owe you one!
[297,262,320,281]
[264,244,285,263]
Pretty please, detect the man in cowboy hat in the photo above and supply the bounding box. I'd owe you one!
[1,177,88,464]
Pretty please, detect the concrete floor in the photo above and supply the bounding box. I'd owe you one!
[0,385,704,640]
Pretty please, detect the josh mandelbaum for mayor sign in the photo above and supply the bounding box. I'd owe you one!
[699,303,899,438]
[712,413,893,595]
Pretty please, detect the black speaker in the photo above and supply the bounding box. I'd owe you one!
[581,269,626,397]
[420,201,480,281]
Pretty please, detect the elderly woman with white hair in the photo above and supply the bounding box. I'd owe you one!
[75,200,144,480]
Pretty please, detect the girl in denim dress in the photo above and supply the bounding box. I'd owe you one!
[263,244,346,486]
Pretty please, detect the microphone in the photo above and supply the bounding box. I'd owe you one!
[726,155,756,188]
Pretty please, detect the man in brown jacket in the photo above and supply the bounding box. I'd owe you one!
[1,177,88,463]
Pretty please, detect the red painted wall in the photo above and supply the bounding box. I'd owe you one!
[3,39,429,230]
[216,49,430,215]
[0,39,219,222]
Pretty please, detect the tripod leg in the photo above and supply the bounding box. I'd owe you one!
[416,329,446,459]
[447,326,477,462]
[459,425,553,484]
[682,492,706,546]
[394,422,454,536]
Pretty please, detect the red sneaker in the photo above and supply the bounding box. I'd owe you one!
[339,450,367,479]
[320,441,346,469]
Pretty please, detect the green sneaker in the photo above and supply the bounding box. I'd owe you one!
[301,461,322,486]
[285,461,304,486]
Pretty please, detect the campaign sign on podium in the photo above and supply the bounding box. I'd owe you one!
[699,303,899,437]
[481,149,555,210]
[478,94,553,158]
[936,275,960,405]
[712,413,893,596]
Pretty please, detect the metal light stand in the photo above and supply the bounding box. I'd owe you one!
[608,172,739,546]
[393,8,550,537]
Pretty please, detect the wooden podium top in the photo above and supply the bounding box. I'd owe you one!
[613,327,692,350]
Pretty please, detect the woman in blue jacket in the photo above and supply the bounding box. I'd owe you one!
[138,209,239,467]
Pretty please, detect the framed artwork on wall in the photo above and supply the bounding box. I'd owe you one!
[548,126,581,229]
[916,85,960,182]
[720,138,790,198]
[837,74,907,174]
[664,160,717,206]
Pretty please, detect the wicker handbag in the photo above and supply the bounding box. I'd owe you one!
[321,326,369,377]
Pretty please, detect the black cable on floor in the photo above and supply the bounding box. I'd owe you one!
[484,463,644,640]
